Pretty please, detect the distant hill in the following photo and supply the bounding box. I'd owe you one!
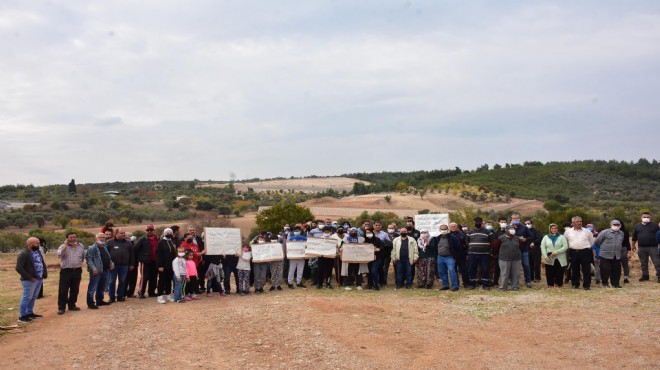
[344,159,660,209]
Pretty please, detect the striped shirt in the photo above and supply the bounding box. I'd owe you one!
[466,228,495,254]
[57,243,85,268]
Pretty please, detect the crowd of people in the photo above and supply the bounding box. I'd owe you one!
[15,212,660,324]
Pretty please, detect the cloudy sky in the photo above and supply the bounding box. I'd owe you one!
[1,1,659,185]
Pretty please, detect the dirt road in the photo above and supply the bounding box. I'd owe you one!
[2,277,659,369]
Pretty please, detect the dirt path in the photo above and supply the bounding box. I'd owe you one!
[2,277,659,369]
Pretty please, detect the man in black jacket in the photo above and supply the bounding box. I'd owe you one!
[105,229,135,302]
[525,219,544,282]
[135,225,159,298]
[16,237,48,323]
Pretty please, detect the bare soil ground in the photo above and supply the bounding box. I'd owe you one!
[302,193,545,215]
[1,254,659,369]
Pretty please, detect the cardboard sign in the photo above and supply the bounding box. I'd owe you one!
[286,241,306,259]
[414,214,450,237]
[251,242,284,262]
[341,243,375,263]
[304,237,338,258]
[204,227,241,255]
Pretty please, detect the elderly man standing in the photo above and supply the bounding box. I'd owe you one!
[57,232,85,315]
[105,229,135,302]
[16,237,48,323]
[86,233,114,309]
[595,220,624,288]
[466,217,495,290]
[431,225,462,291]
[632,212,660,282]
[564,216,595,290]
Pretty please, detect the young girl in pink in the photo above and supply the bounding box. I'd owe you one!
[184,249,200,300]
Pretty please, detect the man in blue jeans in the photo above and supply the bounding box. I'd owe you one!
[105,229,135,303]
[391,227,419,289]
[510,214,532,288]
[85,233,114,309]
[432,224,462,291]
[16,237,48,323]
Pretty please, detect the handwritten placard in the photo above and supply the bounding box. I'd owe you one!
[286,241,306,259]
[204,227,241,255]
[305,237,338,258]
[414,214,449,237]
[341,243,375,263]
[251,242,284,262]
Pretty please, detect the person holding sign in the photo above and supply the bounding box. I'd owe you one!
[391,228,419,289]
[341,228,368,290]
[317,226,337,289]
[287,225,307,289]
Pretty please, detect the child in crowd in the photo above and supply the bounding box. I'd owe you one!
[172,247,187,303]
[237,244,252,296]
[184,249,199,300]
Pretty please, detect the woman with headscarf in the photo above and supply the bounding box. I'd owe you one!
[156,228,178,303]
[415,229,436,289]
[540,223,569,288]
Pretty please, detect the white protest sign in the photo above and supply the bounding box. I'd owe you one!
[286,241,306,259]
[305,237,338,258]
[341,243,375,263]
[204,227,241,255]
[251,242,284,262]
[414,214,450,237]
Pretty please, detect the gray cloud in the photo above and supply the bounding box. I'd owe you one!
[0,1,659,185]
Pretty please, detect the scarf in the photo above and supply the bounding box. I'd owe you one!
[548,233,559,246]
[418,237,429,252]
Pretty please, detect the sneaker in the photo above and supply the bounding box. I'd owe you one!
[239,292,245,296]
[624,278,630,284]
[512,288,520,291]
[18,316,32,323]
[176,299,186,303]
[219,292,226,297]
[326,284,333,289]
[451,287,459,292]
[167,295,175,303]
[57,309,65,315]
[525,283,532,288]
[287,283,295,289]
[138,294,146,299]
[344,286,352,291]
[356,286,363,291]
[498,288,506,292]
[157,296,167,304]
[191,295,199,300]
[28,313,43,319]
[184,296,192,301]
[297,283,307,288]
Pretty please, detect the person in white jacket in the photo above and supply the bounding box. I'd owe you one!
[172,247,187,303]
[391,228,419,289]
[237,245,252,295]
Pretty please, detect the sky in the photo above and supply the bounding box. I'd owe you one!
[1,1,659,186]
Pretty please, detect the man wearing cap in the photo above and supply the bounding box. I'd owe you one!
[16,237,47,323]
[631,212,660,282]
[465,217,495,290]
[564,216,595,290]
[135,225,159,298]
[105,229,135,302]
[595,220,625,288]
